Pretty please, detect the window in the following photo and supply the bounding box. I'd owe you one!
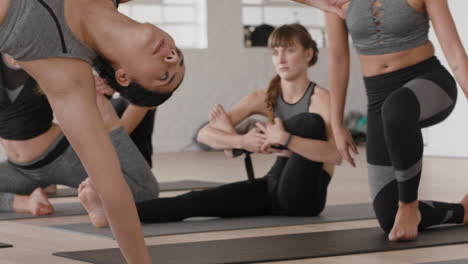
[118,0,207,48]
[242,0,326,47]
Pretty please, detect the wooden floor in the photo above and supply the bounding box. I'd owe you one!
[1,149,468,264]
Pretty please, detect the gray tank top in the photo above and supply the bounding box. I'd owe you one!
[274,82,315,121]
[346,0,429,55]
[0,0,119,64]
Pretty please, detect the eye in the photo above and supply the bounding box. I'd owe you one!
[160,72,169,81]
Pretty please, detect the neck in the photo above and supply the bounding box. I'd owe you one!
[280,74,310,103]
[80,0,140,64]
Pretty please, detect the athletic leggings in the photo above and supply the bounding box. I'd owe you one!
[111,97,156,167]
[0,127,159,211]
[365,56,464,232]
[136,112,331,223]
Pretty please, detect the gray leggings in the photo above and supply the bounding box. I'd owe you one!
[0,127,159,211]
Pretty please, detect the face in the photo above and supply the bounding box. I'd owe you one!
[271,42,312,81]
[116,23,185,94]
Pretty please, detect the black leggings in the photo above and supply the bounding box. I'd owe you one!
[111,97,156,167]
[136,113,331,223]
[365,56,464,233]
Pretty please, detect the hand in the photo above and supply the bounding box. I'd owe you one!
[333,125,358,167]
[256,118,290,152]
[298,0,349,19]
[241,128,267,153]
[94,75,115,96]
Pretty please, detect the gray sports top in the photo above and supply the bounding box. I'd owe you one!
[274,82,315,121]
[0,0,119,64]
[346,0,430,55]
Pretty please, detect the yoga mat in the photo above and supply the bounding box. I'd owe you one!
[0,203,86,221]
[0,243,12,248]
[49,180,223,198]
[53,225,468,264]
[419,260,468,264]
[51,203,375,238]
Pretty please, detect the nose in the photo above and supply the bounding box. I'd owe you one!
[164,49,179,64]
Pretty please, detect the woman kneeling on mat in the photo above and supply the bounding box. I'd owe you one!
[0,54,159,226]
[0,0,185,261]
[79,23,342,225]
[323,0,468,241]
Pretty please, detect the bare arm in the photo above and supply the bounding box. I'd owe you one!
[18,58,151,264]
[197,90,269,151]
[326,13,350,128]
[120,104,155,134]
[426,0,468,99]
[325,13,358,166]
[257,90,341,164]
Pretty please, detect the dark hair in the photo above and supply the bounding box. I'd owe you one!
[265,24,319,120]
[92,56,176,107]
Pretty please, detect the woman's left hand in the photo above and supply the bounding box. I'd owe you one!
[256,118,291,152]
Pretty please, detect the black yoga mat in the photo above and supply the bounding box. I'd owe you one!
[49,180,223,198]
[54,225,468,264]
[51,203,375,238]
[419,260,468,264]
[0,203,86,221]
[0,243,12,248]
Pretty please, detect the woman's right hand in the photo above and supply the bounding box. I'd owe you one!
[241,128,267,153]
[333,125,358,167]
[297,0,350,19]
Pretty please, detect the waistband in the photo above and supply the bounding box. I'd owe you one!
[364,56,440,84]
[9,133,70,170]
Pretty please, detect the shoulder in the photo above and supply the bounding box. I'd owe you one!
[312,85,330,102]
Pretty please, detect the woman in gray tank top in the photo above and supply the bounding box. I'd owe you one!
[77,24,341,224]
[319,0,468,242]
[0,0,187,263]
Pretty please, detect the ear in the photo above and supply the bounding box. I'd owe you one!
[306,48,314,64]
[114,68,131,87]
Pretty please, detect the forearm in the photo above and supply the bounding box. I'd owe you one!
[96,175,152,264]
[120,105,150,134]
[287,135,340,164]
[329,56,350,127]
[197,125,243,150]
[452,57,468,99]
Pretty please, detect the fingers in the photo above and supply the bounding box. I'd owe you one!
[328,6,346,19]
[256,122,267,133]
[340,146,356,167]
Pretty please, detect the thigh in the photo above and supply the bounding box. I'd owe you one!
[0,161,43,194]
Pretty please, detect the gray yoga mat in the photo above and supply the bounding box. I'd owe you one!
[53,225,468,264]
[419,260,468,264]
[51,203,375,238]
[49,180,223,198]
[0,243,12,248]
[0,203,86,221]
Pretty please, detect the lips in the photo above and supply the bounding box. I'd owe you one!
[279,67,289,72]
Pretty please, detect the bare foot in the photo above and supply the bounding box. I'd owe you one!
[44,184,57,195]
[209,104,237,158]
[460,194,468,224]
[78,179,109,228]
[388,201,421,241]
[13,188,55,216]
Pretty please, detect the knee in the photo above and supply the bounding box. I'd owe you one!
[381,89,419,128]
[283,113,326,140]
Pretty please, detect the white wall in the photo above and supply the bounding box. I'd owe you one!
[424,0,468,157]
[154,0,366,152]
